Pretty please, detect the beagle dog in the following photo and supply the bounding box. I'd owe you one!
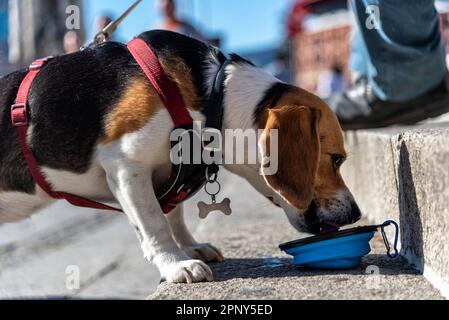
[0,30,361,283]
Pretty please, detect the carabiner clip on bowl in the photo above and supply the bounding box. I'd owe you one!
[380,220,399,258]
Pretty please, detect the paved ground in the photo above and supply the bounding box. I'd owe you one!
[0,169,442,299]
[0,204,161,299]
[152,226,443,299]
[150,173,443,300]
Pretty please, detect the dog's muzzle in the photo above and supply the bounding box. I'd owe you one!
[304,198,362,235]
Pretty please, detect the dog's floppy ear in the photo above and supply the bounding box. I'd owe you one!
[261,106,321,209]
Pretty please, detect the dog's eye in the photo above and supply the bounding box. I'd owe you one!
[331,154,344,170]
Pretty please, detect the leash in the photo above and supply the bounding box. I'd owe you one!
[90,0,142,47]
[11,38,229,214]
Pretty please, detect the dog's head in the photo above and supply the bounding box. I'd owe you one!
[258,88,361,234]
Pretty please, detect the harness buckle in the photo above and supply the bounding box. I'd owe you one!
[11,103,28,127]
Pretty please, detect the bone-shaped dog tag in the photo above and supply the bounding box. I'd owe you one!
[198,198,232,219]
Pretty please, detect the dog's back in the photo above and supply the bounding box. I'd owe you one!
[0,42,137,194]
[0,42,141,222]
[0,30,224,223]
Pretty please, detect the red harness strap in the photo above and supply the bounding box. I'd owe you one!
[127,38,193,127]
[11,57,122,212]
[127,38,196,213]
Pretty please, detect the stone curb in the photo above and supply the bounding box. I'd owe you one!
[342,123,449,298]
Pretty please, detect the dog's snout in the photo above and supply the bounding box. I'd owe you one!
[350,201,362,223]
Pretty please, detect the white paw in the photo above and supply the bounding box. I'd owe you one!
[162,260,214,284]
[182,243,225,263]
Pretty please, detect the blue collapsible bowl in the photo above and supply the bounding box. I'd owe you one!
[279,225,379,269]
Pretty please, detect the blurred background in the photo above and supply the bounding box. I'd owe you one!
[2,0,449,97]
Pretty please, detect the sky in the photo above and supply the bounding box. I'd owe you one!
[83,0,294,53]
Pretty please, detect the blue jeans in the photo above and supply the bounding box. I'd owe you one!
[350,0,447,102]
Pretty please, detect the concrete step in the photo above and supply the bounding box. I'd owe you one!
[341,121,449,298]
[150,172,443,300]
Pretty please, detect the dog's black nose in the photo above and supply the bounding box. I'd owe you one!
[351,202,362,223]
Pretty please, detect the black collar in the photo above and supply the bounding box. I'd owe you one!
[204,59,231,130]
[156,58,231,213]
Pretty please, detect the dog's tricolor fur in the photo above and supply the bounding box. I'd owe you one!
[0,30,361,283]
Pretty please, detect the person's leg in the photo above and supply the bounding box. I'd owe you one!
[349,31,370,80]
[327,0,449,130]
[351,0,446,102]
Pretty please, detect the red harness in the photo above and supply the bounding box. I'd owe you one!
[11,38,196,213]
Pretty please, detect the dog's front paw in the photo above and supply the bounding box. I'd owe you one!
[182,243,224,263]
[162,260,214,284]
